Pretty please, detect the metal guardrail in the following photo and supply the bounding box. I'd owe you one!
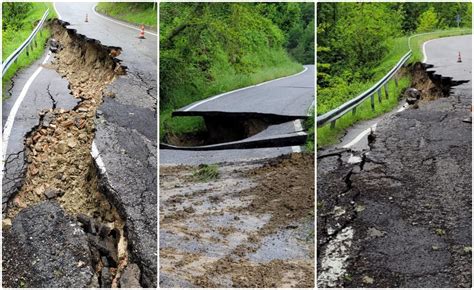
[2,9,50,77]
[317,50,412,128]
[317,29,472,129]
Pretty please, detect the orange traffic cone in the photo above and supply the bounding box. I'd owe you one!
[457,51,462,63]
[138,25,145,39]
[85,13,88,22]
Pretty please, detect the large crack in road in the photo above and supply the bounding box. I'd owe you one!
[317,62,472,287]
[3,20,142,288]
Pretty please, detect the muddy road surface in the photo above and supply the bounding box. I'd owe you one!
[317,35,472,287]
[160,153,315,287]
[2,3,157,287]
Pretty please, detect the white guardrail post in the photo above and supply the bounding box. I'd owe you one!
[2,9,50,77]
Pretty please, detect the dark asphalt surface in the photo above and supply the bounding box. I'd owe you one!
[317,35,472,287]
[54,3,157,286]
[2,3,157,287]
[2,52,78,212]
[161,66,314,164]
[176,65,314,118]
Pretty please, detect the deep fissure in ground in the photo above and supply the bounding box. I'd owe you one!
[165,113,303,147]
[3,20,140,288]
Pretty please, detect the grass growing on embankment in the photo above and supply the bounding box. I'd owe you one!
[2,2,57,101]
[96,2,157,28]
[160,3,313,144]
[317,28,471,148]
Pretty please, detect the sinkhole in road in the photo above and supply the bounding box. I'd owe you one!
[3,20,139,288]
[165,114,298,147]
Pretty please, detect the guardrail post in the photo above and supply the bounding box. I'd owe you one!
[352,107,357,116]
[330,120,336,129]
[384,83,389,99]
[394,77,399,88]
[377,89,382,103]
[371,94,375,111]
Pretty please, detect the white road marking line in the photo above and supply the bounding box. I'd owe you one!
[91,141,107,174]
[293,119,303,131]
[342,124,377,149]
[184,66,309,112]
[92,4,157,37]
[2,53,52,171]
[53,2,62,20]
[422,39,435,63]
[291,119,305,153]
[291,146,301,153]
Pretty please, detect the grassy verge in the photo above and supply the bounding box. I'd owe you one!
[305,108,315,152]
[160,62,302,141]
[96,3,157,28]
[317,28,471,148]
[2,2,57,101]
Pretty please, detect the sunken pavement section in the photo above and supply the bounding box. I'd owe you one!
[2,20,157,288]
[317,63,472,287]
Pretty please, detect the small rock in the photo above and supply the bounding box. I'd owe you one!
[30,165,39,176]
[362,275,374,284]
[62,119,74,127]
[67,140,77,148]
[119,263,142,288]
[57,141,68,154]
[3,218,12,229]
[404,88,421,104]
[432,245,440,251]
[101,267,112,288]
[355,204,365,212]
[367,227,385,238]
[44,188,64,199]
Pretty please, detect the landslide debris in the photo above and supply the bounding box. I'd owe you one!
[3,20,138,288]
[160,153,315,288]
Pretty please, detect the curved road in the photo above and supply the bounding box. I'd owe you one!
[161,65,315,165]
[335,34,471,152]
[317,34,471,287]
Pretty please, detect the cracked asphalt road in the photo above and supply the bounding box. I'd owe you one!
[161,65,314,165]
[3,3,157,287]
[317,35,472,287]
[2,52,78,211]
[54,3,157,286]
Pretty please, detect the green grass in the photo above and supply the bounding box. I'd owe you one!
[317,28,472,148]
[160,61,302,141]
[305,107,315,152]
[96,2,157,28]
[2,2,57,101]
[192,164,219,182]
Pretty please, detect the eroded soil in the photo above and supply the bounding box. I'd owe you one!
[3,21,139,288]
[159,153,315,287]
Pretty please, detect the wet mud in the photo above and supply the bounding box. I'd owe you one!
[160,153,315,288]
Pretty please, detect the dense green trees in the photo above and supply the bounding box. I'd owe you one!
[160,3,314,111]
[317,2,472,115]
